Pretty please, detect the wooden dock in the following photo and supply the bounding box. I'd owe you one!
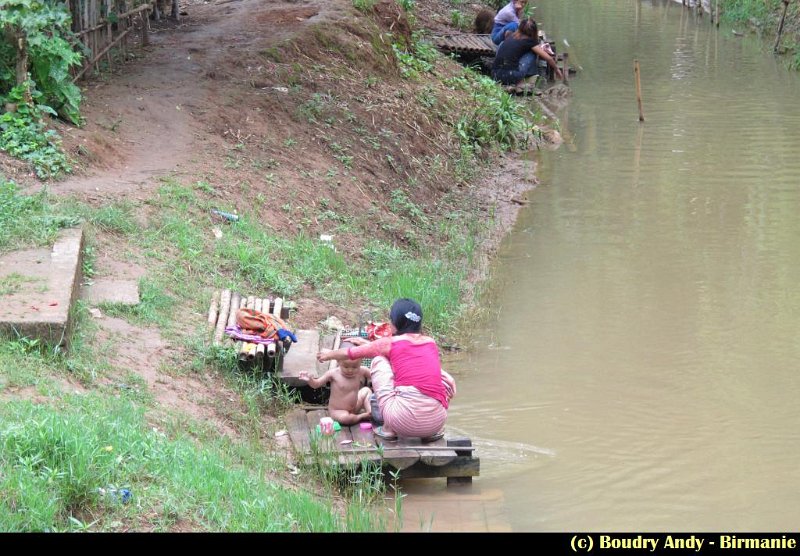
[286,406,479,486]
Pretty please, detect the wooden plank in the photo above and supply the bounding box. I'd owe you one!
[306,408,341,462]
[281,329,320,387]
[333,423,357,466]
[379,436,420,471]
[396,456,480,479]
[416,436,457,467]
[340,429,381,466]
[286,408,313,461]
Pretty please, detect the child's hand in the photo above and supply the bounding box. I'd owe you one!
[298,371,312,382]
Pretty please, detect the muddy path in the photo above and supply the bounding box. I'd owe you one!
[44,0,340,200]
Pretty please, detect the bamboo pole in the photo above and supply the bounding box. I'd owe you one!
[255,298,266,361]
[106,21,112,69]
[267,298,283,358]
[234,295,246,357]
[72,27,132,81]
[227,292,241,328]
[239,296,257,361]
[633,59,645,122]
[90,2,96,64]
[213,289,232,345]
[141,8,150,47]
[716,0,720,28]
[83,0,89,74]
[207,290,220,329]
[561,52,569,84]
[774,0,790,53]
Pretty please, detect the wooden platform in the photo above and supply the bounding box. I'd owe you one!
[433,33,496,56]
[286,407,479,486]
[280,330,339,386]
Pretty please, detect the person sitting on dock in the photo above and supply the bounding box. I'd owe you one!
[299,341,373,426]
[491,0,526,45]
[491,18,562,86]
[317,298,457,443]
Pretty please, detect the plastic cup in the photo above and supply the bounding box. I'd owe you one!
[320,417,334,435]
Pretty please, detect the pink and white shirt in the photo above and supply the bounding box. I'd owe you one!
[347,334,449,408]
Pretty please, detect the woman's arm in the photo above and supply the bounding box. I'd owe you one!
[533,44,563,79]
[319,336,392,363]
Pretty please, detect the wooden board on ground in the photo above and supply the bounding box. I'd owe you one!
[281,330,320,386]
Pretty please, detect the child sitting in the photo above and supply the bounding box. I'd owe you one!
[298,341,372,425]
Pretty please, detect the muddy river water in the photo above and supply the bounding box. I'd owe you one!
[400,0,800,531]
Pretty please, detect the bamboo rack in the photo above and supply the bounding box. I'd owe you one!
[208,289,296,370]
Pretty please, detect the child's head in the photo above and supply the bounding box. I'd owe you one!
[389,298,423,335]
[339,341,361,377]
[513,0,527,12]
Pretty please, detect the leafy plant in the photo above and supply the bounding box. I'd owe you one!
[451,71,530,152]
[0,0,83,124]
[450,10,471,31]
[0,83,71,179]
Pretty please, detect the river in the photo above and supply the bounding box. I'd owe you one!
[401,0,800,531]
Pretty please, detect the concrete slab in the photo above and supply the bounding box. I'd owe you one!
[0,228,84,346]
[83,278,140,306]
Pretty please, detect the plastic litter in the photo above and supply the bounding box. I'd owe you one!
[211,209,239,222]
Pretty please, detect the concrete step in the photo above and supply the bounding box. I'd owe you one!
[0,228,84,346]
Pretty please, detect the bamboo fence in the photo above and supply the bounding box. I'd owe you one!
[65,0,171,81]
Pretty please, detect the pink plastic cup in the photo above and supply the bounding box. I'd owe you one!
[320,417,334,435]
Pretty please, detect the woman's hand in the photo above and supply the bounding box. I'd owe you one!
[554,67,564,80]
[441,370,457,400]
[317,349,332,363]
[346,336,369,346]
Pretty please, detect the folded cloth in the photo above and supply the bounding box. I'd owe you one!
[225,325,277,345]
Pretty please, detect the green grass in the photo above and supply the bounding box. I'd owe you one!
[0,181,82,253]
[0,393,381,531]
[0,302,108,390]
[121,178,479,337]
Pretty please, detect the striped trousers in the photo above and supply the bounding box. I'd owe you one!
[370,356,447,438]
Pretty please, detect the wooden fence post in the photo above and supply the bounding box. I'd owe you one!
[634,59,645,122]
[141,8,150,46]
[774,0,791,53]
